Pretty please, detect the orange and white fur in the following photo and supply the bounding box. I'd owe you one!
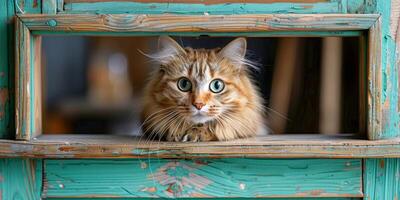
[141,36,266,142]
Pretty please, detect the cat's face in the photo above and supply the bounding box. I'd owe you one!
[148,36,253,125]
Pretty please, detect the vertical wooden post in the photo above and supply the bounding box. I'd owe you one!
[15,17,42,140]
[320,37,342,134]
[0,0,15,139]
[364,158,400,200]
[269,38,300,134]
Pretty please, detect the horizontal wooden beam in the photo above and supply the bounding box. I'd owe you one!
[65,0,330,3]
[43,158,362,198]
[18,14,379,33]
[0,134,400,158]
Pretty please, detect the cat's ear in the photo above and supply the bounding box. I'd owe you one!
[158,36,186,55]
[218,37,247,65]
[155,36,186,64]
[142,36,186,64]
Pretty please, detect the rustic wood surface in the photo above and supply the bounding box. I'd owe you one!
[0,158,42,199]
[0,0,14,139]
[15,17,42,141]
[0,134,399,158]
[43,158,362,198]
[368,17,382,140]
[19,14,379,33]
[64,0,330,3]
[15,17,32,140]
[364,158,400,200]
[59,0,365,15]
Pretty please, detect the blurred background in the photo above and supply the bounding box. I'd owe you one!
[41,36,362,136]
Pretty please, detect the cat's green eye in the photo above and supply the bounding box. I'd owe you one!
[177,77,192,92]
[209,79,225,93]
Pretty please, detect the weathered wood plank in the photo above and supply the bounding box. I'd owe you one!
[347,0,375,14]
[364,158,400,200]
[57,0,64,12]
[372,0,400,140]
[19,14,379,33]
[43,159,362,198]
[0,0,15,139]
[15,17,42,140]
[15,17,32,140]
[15,0,42,14]
[45,198,361,200]
[60,0,348,14]
[42,0,57,14]
[392,0,400,113]
[64,0,335,3]
[0,134,400,158]
[367,16,382,140]
[0,158,42,199]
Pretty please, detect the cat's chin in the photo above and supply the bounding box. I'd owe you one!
[190,114,213,124]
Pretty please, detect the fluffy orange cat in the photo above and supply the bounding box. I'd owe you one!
[141,36,266,142]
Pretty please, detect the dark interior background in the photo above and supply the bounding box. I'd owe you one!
[42,36,360,135]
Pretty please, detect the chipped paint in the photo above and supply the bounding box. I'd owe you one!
[43,159,362,198]
[365,159,400,199]
[61,1,348,15]
[0,89,8,119]
[380,159,385,168]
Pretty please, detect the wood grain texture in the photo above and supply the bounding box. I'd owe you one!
[42,0,57,14]
[15,17,42,140]
[364,158,400,200]
[45,198,361,200]
[374,0,400,140]
[15,0,42,14]
[57,0,64,12]
[43,158,362,198]
[0,0,14,139]
[358,34,367,137]
[390,0,400,133]
[15,17,32,140]
[0,134,400,158]
[62,0,346,15]
[0,158,42,199]
[65,0,331,3]
[367,17,382,140]
[19,14,379,32]
[60,1,348,14]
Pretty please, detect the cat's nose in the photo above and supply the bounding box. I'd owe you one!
[193,103,205,110]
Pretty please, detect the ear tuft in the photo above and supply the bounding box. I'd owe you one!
[219,37,246,61]
[218,38,258,70]
[141,36,186,64]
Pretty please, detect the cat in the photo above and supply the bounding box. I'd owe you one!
[141,36,266,142]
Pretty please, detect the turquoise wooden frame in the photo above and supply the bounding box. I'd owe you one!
[15,13,382,140]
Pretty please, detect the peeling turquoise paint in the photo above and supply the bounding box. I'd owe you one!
[31,30,363,37]
[0,159,42,199]
[44,159,362,198]
[15,0,41,14]
[0,0,14,139]
[364,158,400,199]
[376,0,400,139]
[62,1,347,15]
[1,0,400,199]
[46,198,361,200]
[132,149,170,155]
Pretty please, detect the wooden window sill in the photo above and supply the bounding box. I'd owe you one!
[0,134,399,158]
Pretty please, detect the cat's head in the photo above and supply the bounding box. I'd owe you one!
[146,36,257,124]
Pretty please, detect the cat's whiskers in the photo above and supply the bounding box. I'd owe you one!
[140,109,178,145]
[137,106,176,144]
[143,110,179,145]
[223,113,254,137]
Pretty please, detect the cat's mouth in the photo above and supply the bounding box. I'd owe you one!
[191,112,212,124]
